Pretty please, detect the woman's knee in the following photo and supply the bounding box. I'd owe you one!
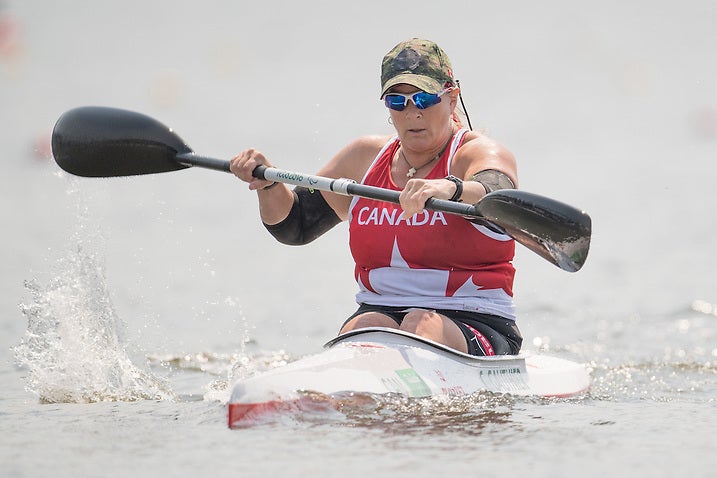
[400,309,441,333]
[340,312,398,333]
[399,310,468,353]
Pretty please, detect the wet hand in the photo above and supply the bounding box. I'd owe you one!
[229,148,275,190]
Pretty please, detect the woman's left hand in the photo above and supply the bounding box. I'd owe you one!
[399,178,456,218]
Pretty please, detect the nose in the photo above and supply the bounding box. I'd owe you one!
[402,101,423,117]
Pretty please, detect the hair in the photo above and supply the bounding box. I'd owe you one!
[452,80,473,130]
[452,107,467,130]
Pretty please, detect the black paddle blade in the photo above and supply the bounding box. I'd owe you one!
[476,190,592,272]
[51,106,193,177]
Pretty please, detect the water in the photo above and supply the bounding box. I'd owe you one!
[2,0,717,476]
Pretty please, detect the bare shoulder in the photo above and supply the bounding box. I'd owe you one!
[453,131,517,183]
[317,134,392,182]
[460,131,516,161]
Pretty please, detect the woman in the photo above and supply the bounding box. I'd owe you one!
[230,38,522,356]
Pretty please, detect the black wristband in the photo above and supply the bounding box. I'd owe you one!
[445,175,463,202]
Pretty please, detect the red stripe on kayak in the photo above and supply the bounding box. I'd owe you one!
[228,400,299,428]
[228,395,338,428]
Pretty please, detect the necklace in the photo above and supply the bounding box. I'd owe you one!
[400,135,453,178]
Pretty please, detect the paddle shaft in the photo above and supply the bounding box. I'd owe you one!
[176,153,231,173]
[175,153,480,218]
[52,107,591,271]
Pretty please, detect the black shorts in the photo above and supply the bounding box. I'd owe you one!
[344,303,522,356]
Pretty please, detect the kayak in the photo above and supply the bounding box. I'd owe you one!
[227,327,590,427]
[228,328,590,427]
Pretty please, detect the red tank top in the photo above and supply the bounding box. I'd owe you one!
[348,129,516,320]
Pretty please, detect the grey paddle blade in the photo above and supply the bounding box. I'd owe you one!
[475,189,591,272]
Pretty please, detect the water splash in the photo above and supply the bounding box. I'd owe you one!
[13,245,175,403]
[147,348,292,403]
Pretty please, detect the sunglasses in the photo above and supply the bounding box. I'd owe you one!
[383,88,452,111]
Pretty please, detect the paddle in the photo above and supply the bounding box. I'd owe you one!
[51,106,591,272]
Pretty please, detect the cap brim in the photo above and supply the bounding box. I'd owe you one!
[380,74,444,98]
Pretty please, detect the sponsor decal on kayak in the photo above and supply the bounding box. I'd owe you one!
[380,375,406,393]
[395,368,432,396]
[440,385,466,396]
[480,367,522,376]
[479,366,529,393]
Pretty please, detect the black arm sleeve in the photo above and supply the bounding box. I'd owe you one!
[263,187,342,245]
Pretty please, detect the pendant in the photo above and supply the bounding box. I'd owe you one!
[406,167,417,178]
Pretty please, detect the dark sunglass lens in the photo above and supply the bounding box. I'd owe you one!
[385,95,406,111]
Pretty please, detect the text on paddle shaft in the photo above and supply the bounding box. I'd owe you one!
[356,207,448,226]
[276,171,305,182]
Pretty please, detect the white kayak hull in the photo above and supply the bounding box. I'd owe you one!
[228,328,590,427]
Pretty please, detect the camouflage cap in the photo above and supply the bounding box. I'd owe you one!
[380,38,455,98]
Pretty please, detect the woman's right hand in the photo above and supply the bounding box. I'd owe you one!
[229,148,276,191]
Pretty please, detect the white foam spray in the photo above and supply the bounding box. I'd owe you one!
[13,180,175,403]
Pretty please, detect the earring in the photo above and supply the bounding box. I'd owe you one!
[388,116,393,125]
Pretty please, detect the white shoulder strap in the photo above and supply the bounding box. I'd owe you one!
[359,136,399,185]
[447,128,469,175]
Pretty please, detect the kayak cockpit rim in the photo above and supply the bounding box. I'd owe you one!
[324,327,527,362]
